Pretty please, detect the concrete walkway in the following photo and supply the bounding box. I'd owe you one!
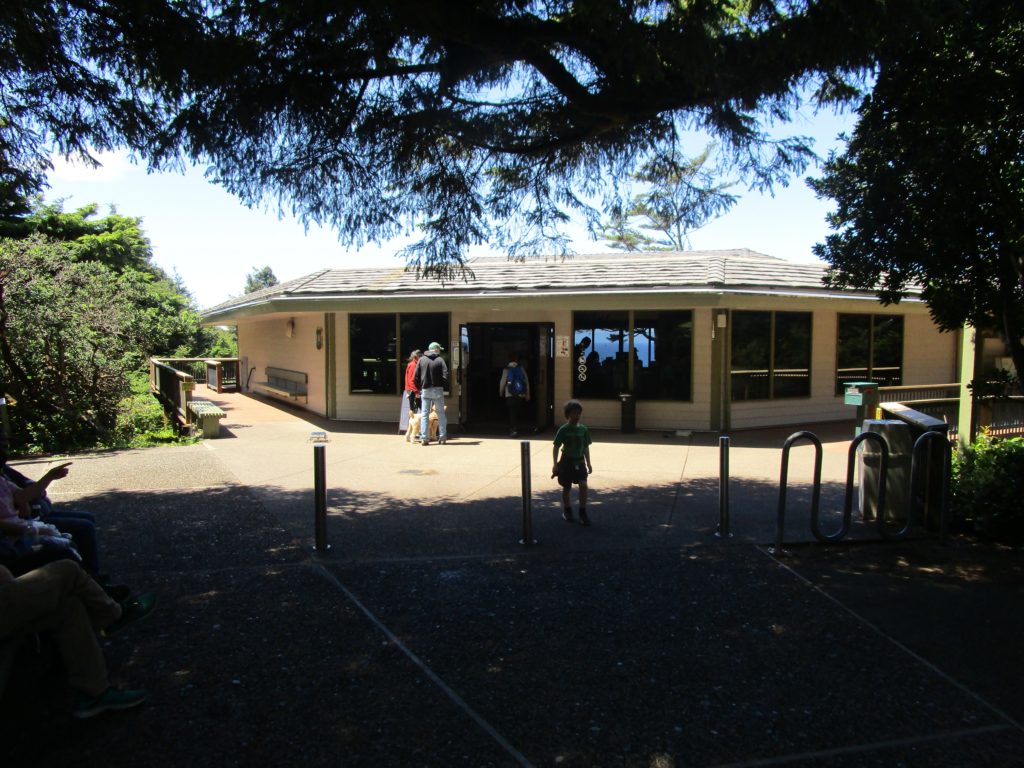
[3,392,1021,768]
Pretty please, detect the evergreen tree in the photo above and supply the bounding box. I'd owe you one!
[2,1,963,276]
[810,1,1024,391]
[244,265,279,294]
[601,146,737,251]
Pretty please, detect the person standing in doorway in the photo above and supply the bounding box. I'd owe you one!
[414,342,449,445]
[499,355,531,437]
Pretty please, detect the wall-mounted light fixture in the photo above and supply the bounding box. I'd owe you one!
[315,327,323,350]
[285,318,295,338]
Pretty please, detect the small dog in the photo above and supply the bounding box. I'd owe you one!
[405,404,444,443]
[405,410,423,442]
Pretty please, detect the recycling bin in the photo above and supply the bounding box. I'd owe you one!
[858,419,913,523]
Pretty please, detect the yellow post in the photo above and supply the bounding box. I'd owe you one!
[957,324,979,450]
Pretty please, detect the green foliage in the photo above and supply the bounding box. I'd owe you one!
[601,145,738,251]
[201,326,238,358]
[244,265,279,294]
[1,0,963,277]
[810,2,1024,391]
[113,370,193,447]
[0,236,145,449]
[11,201,156,273]
[953,434,1024,546]
[0,207,216,451]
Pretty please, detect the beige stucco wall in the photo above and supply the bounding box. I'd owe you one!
[903,314,960,384]
[238,313,328,417]
[232,297,959,433]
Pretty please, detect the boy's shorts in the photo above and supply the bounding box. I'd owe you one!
[556,457,589,487]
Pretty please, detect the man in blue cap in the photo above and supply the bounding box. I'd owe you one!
[413,341,449,445]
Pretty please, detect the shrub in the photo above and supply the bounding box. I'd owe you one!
[112,371,192,447]
[952,433,1024,546]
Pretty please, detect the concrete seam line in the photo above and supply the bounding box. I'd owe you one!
[756,545,1024,735]
[711,723,1012,768]
[666,440,692,529]
[311,562,536,768]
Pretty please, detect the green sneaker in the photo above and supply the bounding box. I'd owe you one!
[102,592,157,637]
[73,687,147,719]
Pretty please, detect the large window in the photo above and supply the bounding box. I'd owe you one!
[573,311,629,399]
[633,311,693,400]
[350,313,448,393]
[731,311,812,401]
[572,310,693,400]
[836,314,904,394]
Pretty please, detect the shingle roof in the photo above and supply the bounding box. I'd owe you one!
[202,249,892,319]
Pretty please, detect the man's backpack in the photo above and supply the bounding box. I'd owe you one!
[507,365,526,396]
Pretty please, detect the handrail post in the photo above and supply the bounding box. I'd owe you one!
[717,435,731,538]
[313,444,329,553]
[519,441,537,546]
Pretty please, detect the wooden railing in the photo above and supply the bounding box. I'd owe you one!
[978,396,1024,439]
[151,357,239,392]
[149,358,195,425]
[878,384,1024,442]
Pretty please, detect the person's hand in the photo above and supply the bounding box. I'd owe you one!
[44,462,72,482]
[551,464,558,478]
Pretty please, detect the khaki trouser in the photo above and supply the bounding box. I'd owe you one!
[0,560,121,695]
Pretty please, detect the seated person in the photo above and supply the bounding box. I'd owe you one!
[0,559,156,718]
[1,462,101,577]
[0,462,79,566]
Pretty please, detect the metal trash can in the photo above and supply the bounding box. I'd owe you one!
[859,419,913,522]
[619,393,636,433]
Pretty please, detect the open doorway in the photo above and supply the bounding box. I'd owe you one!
[458,323,554,433]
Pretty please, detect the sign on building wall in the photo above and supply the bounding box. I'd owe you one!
[556,336,571,357]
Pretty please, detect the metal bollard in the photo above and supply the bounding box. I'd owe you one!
[313,443,329,553]
[519,441,537,546]
[717,435,731,538]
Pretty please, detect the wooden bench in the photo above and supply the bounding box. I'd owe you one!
[257,366,308,403]
[187,398,227,438]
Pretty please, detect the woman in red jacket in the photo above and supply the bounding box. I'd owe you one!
[404,349,423,414]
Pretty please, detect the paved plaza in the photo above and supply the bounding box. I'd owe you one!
[2,392,1021,767]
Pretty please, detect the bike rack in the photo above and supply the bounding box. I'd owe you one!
[774,431,822,553]
[910,431,952,544]
[774,430,892,552]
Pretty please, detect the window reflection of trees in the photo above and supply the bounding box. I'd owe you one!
[350,313,448,394]
[731,311,811,400]
[835,314,903,394]
[572,310,693,400]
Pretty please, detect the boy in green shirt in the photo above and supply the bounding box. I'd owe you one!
[551,399,593,525]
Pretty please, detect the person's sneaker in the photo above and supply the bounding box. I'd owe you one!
[439,438,446,445]
[578,511,591,527]
[73,687,147,719]
[102,592,157,637]
[421,439,429,446]
[562,508,574,523]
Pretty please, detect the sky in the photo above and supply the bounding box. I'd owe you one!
[44,107,857,310]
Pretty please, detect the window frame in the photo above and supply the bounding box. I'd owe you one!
[571,309,694,401]
[835,313,904,395]
[348,312,449,395]
[730,310,813,401]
